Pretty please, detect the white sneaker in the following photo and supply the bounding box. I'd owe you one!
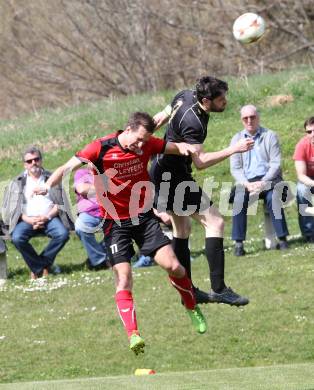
[0,279,6,287]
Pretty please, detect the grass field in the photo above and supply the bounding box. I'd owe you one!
[0,363,314,389]
[0,68,314,387]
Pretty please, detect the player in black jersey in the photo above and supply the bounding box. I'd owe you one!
[150,76,254,306]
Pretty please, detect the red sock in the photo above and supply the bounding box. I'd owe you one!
[169,273,196,310]
[115,290,138,338]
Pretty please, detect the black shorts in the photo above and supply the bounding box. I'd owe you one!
[103,211,171,266]
[150,158,212,214]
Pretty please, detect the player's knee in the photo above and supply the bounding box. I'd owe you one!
[165,260,182,276]
[174,221,191,237]
[201,214,224,233]
[215,216,224,232]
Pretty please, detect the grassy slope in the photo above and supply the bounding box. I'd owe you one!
[0,68,313,384]
[1,238,313,384]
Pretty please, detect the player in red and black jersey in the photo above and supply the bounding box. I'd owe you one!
[35,112,207,355]
[151,76,254,307]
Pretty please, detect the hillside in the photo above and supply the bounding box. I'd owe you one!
[0,67,312,181]
[0,69,313,385]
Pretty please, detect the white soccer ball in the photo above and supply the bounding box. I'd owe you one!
[233,13,265,44]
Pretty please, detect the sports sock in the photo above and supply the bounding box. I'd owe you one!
[205,237,226,293]
[172,237,191,278]
[115,290,138,337]
[169,272,196,310]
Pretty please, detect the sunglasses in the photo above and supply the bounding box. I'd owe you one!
[242,115,257,121]
[24,157,41,164]
[305,129,314,134]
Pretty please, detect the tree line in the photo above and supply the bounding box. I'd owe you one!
[0,0,313,118]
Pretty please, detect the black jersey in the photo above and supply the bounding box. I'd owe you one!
[156,89,209,176]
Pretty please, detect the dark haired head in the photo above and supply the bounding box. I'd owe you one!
[304,116,314,129]
[22,146,42,161]
[195,76,228,102]
[126,112,155,133]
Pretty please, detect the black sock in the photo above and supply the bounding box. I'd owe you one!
[172,237,191,279]
[205,237,226,293]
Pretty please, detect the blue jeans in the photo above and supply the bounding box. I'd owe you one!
[232,187,289,241]
[296,181,314,238]
[12,218,69,274]
[75,212,107,266]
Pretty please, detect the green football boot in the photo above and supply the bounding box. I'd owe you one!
[186,305,207,334]
[129,333,145,355]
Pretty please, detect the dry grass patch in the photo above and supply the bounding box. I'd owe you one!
[267,94,294,107]
[0,134,86,160]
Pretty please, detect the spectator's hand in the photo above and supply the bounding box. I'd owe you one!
[22,215,39,225]
[33,216,49,229]
[33,223,43,230]
[22,215,44,229]
[246,181,266,195]
[253,181,266,193]
[232,138,254,154]
[245,182,256,193]
[38,215,49,223]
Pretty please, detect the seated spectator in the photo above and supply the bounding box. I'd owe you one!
[0,220,6,253]
[0,237,5,255]
[2,147,72,279]
[293,116,314,243]
[74,167,110,270]
[229,105,289,256]
[0,220,7,282]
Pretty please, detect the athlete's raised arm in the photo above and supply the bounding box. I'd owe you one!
[153,105,172,130]
[164,142,198,156]
[33,156,83,195]
[192,138,254,170]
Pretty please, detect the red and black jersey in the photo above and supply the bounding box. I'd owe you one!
[76,131,166,220]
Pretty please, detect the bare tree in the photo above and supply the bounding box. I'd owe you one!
[0,0,314,118]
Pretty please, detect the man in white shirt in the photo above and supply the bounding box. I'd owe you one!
[7,147,70,279]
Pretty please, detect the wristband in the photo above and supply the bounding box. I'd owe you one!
[162,104,172,117]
